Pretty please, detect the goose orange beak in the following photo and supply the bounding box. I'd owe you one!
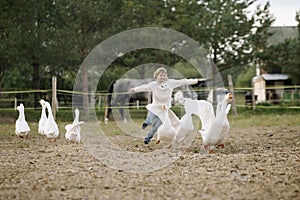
[228,93,233,99]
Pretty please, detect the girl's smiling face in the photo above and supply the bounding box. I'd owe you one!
[156,72,168,83]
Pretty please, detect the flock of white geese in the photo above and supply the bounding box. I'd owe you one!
[15,93,232,153]
[15,99,84,143]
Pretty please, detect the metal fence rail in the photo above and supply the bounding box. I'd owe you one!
[1,86,299,111]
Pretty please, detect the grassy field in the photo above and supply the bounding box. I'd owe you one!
[1,106,299,136]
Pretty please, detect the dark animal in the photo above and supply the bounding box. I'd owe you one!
[104,78,198,123]
[104,78,152,123]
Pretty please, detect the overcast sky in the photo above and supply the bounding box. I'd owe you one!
[250,0,299,26]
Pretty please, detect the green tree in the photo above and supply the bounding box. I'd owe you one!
[1,0,277,108]
[164,0,274,70]
[282,38,300,84]
[0,0,59,107]
[163,0,274,102]
[52,0,125,114]
[259,11,300,84]
[236,65,256,87]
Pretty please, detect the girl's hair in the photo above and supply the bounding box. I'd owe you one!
[153,67,167,78]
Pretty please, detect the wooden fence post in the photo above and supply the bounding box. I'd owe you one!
[227,74,238,117]
[98,96,102,111]
[147,92,151,104]
[251,79,256,110]
[14,97,17,110]
[52,76,58,119]
[91,91,95,109]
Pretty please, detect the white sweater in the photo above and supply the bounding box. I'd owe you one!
[133,78,198,108]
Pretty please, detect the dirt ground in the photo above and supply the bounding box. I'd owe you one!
[1,125,299,200]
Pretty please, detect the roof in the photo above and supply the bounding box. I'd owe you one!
[252,74,289,82]
[261,74,289,81]
[267,26,298,46]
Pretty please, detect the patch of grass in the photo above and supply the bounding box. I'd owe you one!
[0,121,74,139]
[0,124,16,136]
[1,106,299,137]
[101,123,125,136]
[228,113,299,128]
[229,107,300,128]
[0,109,81,125]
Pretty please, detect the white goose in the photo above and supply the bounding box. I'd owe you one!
[38,99,47,137]
[157,99,201,145]
[15,103,30,139]
[44,101,59,141]
[172,98,198,146]
[195,93,233,153]
[65,108,84,144]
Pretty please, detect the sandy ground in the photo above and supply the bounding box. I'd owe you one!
[1,126,299,200]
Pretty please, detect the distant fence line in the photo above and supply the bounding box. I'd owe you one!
[1,84,300,94]
[0,85,299,111]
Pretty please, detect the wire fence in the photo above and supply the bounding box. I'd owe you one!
[0,85,300,111]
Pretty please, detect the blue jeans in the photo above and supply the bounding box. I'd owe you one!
[144,111,162,143]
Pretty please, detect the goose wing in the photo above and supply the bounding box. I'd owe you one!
[185,99,215,133]
[66,122,84,134]
[65,122,84,142]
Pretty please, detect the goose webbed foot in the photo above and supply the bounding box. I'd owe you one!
[216,143,225,148]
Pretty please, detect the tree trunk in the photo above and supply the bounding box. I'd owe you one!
[212,49,218,106]
[33,62,40,108]
[82,65,90,116]
[0,65,4,99]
